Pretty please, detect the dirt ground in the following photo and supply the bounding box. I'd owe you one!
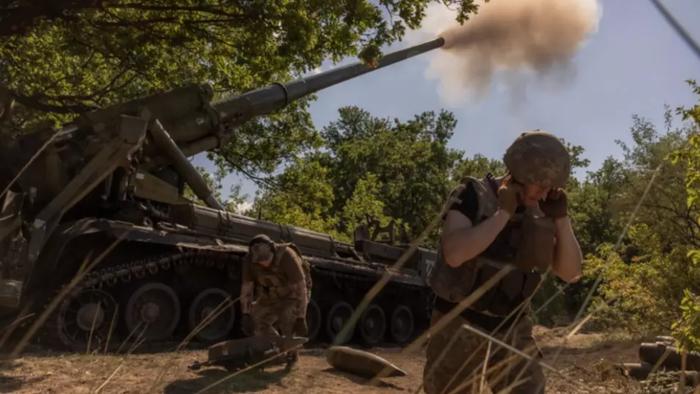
[0,327,656,393]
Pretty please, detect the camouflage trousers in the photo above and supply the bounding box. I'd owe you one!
[423,310,545,394]
[251,299,297,337]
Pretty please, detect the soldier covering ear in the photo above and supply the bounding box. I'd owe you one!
[423,130,582,394]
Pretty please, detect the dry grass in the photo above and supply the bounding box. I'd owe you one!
[0,327,650,394]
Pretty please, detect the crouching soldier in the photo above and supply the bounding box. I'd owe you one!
[239,234,311,367]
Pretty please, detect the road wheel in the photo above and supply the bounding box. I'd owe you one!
[358,303,386,346]
[306,299,321,341]
[325,301,354,345]
[188,288,235,344]
[389,305,414,344]
[124,282,180,342]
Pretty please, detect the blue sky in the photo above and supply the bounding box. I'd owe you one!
[198,0,700,205]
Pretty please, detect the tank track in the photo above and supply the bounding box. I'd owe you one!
[309,265,431,344]
[44,250,236,350]
[42,250,429,350]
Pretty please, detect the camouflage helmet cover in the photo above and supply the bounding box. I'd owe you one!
[248,234,275,263]
[503,131,571,187]
[248,234,275,248]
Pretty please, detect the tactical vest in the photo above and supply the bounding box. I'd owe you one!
[249,243,312,303]
[284,243,313,294]
[428,176,555,317]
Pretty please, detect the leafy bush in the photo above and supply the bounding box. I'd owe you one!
[583,82,700,351]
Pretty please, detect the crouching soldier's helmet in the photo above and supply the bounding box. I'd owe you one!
[248,234,275,263]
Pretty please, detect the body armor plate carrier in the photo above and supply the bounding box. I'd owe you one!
[429,176,555,317]
[249,243,312,303]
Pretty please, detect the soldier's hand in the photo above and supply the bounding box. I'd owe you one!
[498,176,522,217]
[540,188,568,218]
[241,313,255,336]
[293,317,308,337]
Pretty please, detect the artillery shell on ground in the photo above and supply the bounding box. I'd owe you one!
[325,346,407,379]
[189,335,307,372]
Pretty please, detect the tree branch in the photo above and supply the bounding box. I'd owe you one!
[10,89,97,113]
[0,1,103,36]
[216,152,278,189]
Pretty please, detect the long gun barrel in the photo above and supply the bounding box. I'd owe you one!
[177,37,445,157]
[216,38,444,129]
[37,37,444,165]
[38,38,443,163]
[0,38,444,242]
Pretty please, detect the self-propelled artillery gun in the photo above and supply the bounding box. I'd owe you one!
[0,38,443,350]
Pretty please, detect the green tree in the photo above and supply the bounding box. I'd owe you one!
[320,107,463,237]
[569,157,628,255]
[452,153,505,181]
[341,173,394,239]
[0,0,481,180]
[618,115,697,250]
[582,88,700,347]
[252,106,464,242]
[669,80,700,351]
[252,156,339,236]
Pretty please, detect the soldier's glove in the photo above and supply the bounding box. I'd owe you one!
[497,176,522,217]
[540,188,568,218]
[293,317,308,337]
[241,313,255,336]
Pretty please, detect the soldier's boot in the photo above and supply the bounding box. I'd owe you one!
[284,351,299,371]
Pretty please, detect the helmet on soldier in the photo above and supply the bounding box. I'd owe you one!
[249,234,275,248]
[248,234,275,265]
[503,131,571,188]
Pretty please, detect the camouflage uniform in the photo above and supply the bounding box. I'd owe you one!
[423,131,570,394]
[243,242,310,337]
[424,311,544,394]
[252,299,298,337]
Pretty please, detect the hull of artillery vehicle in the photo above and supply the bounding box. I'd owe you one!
[0,39,443,351]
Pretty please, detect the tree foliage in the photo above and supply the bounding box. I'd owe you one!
[322,107,464,236]
[252,106,465,241]
[252,105,589,251]
[580,83,700,350]
[0,0,480,178]
[669,80,700,351]
[253,156,339,235]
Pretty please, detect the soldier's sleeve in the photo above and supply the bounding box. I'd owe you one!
[241,256,252,283]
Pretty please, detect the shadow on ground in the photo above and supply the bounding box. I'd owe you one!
[321,367,405,391]
[163,367,289,393]
[0,360,45,393]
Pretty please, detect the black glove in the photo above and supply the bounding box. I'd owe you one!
[540,188,568,218]
[293,317,308,337]
[241,313,255,336]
